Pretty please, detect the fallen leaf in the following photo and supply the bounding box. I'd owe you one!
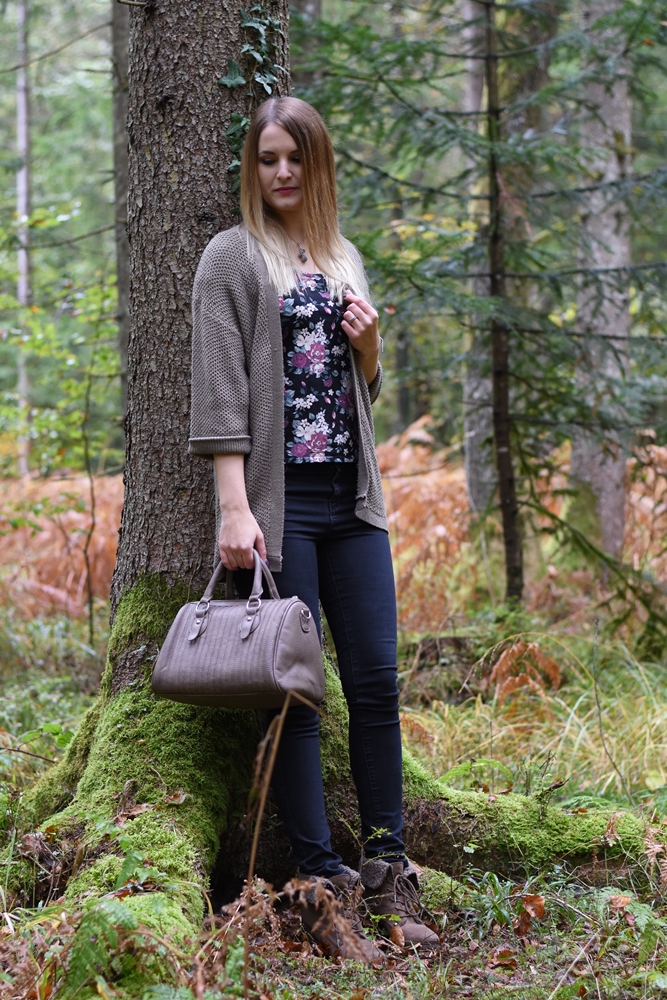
[389,925,405,947]
[522,894,545,919]
[118,803,154,819]
[609,894,632,911]
[164,791,187,805]
[514,910,531,938]
[488,946,518,969]
[488,793,497,803]
[576,986,588,998]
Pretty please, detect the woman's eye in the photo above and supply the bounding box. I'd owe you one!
[260,158,275,165]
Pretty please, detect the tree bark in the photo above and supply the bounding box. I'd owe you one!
[111,0,130,424]
[485,2,523,602]
[569,0,631,562]
[16,0,30,478]
[462,0,497,514]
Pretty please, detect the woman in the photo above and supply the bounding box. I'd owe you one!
[189,97,438,959]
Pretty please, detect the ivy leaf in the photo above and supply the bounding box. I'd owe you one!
[218,59,246,89]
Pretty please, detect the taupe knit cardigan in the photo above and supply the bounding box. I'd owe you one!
[189,225,387,572]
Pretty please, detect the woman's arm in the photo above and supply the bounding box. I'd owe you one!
[342,291,381,385]
[214,454,267,570]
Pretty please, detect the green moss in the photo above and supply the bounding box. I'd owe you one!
[419,867,468,909]
[319,654,352,787]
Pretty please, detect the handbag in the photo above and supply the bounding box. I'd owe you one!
[151,550,325,709]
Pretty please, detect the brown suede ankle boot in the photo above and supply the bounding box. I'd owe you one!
[360,859,440,951]
[299,868,383,963]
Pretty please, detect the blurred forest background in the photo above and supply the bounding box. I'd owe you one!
[2,0,667,995]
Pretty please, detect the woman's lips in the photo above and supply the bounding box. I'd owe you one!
[275,187,297,193]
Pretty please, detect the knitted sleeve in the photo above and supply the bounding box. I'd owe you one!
[188,232,255,456]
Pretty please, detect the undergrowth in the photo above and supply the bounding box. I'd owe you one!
[2,601,667,995]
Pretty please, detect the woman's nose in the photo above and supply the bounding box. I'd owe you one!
[276,158,292,179]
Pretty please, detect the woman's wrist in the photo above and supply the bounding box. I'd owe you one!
[356,336,384,358]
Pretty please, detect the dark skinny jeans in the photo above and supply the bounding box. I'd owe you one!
[240,462,405,877]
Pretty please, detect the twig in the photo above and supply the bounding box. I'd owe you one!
[0,22,112,74]
[242,690,321,999]
[12,224,115,250]
[592,620,635,806]
[0,746,55,764]
[547,933,599,1000]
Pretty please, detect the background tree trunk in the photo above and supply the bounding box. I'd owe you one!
[111,0,130,424]
[462,0,497,514]
[569,0,631,562]
[16,0,30,478]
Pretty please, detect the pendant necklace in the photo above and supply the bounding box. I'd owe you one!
[292,238,308,264]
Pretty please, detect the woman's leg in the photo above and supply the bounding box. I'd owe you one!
[317,470,405,863]
[237,465,346,878]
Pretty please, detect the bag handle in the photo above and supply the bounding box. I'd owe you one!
[199,550,280,605]
[189,551,281,642]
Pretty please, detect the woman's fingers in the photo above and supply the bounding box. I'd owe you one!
[255,529,268,562]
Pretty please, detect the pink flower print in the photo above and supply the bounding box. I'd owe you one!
[291,352,309,369]
[324,379,333,388]
[310,432,328,453]
[338,392,350,411]
[307,342,327,362]
[291,441,310,458]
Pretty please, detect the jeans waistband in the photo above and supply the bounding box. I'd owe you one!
[284,461,357,481]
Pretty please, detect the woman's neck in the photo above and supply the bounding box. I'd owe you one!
[274,209,306,245]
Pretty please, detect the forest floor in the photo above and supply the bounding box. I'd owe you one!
[1,603,666,998]
[1,430,667,996]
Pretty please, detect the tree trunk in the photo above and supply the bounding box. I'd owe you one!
[485,2,523,602]
[16,0,30,478]
[569,0,631,562]
[111,0,130,424]
[462,0,497,514]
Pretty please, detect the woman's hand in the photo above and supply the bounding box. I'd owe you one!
[214,453,267,570]
[218,506,267,571]
[342,291,381,385]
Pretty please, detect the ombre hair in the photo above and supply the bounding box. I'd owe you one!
[240,97,364,299]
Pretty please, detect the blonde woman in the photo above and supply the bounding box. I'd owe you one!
[189,97,438,959]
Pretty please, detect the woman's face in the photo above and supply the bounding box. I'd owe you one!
[256,122,303,218]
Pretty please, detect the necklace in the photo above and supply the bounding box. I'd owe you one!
[291,238,308,264]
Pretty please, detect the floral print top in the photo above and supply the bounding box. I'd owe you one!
[280,273,357,463]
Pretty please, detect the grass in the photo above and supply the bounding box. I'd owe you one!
[398,628,667,815]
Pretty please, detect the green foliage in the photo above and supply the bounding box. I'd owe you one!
[220,3,287,187]
[68,897,138,991]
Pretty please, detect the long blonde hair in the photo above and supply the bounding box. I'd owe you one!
[240,97,364,299]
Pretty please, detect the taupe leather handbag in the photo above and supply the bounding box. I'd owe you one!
[151,550,325,709]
